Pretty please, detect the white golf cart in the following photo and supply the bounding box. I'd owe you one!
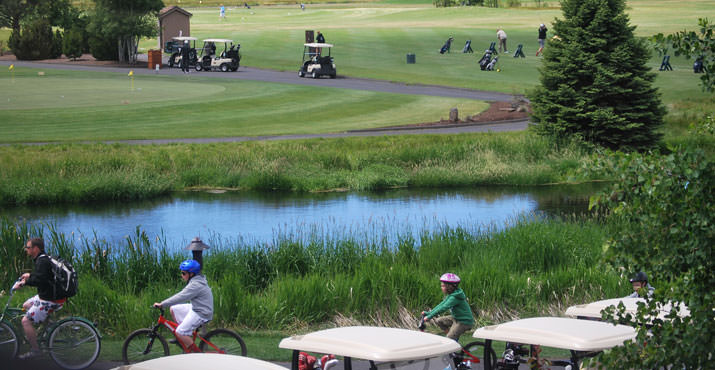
[111,353,286,370]
[279,326,462,370]
[195,38,241,72]
[167,36,198,69]
[472,317,636,370]
[565,297,690,322]
[299,42,336,79]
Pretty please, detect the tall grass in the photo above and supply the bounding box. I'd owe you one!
[0,215,624,336]
[0,132,595,206]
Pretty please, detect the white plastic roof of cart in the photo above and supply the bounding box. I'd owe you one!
[472,317,636,352]
[112,353,288,370]
[304,43,333,48]
[279,326,461,362]
[565,298,690,320]
[172,36,198,41]
[203,38,234,43]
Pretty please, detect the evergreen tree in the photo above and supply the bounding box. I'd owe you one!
[63,26,83,60]
[528,0,666,151]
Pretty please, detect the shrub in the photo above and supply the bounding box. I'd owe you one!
[63,27,84,60]
[8,19,61,60]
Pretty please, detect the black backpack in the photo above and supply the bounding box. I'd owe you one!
[46,255,78,298]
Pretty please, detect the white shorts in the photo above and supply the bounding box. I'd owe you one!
[24,295,64,324]
[171,303,208,336]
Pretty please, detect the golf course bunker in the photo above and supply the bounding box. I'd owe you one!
[2,76,224,110]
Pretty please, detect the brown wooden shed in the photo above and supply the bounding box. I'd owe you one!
[158,6,193,51]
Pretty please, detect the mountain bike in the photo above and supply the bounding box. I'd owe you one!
[419,313,497,369]
[0,278,102,370]
[122,307,247,364]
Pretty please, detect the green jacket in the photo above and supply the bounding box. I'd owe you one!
[426,288,475,326]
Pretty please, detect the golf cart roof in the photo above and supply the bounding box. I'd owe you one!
[112,353,287,370]
[279,326,461,362]
[203,38,233,43]
[472,317,636,352]
[172,36,198,41]
[304,43,333,48]
[565,298,690,320]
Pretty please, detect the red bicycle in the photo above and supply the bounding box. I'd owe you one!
[419,313,496,369]
[121,307,246,364]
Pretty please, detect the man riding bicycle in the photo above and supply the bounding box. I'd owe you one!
[12,238,67,360]
[153,259,213,353]
[422,273,475,341]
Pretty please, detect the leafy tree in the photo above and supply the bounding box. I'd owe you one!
[586,136,714,368]
[528,0,665,151]
[63,26,83,60]
[0,0,39,31]
[88,0,163,63]
[0,0,74,31]
[653,18,714,93]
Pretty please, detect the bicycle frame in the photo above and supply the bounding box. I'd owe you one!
[418,313,482,366]
[152,308,225,354]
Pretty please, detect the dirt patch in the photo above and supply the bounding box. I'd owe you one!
[386,99,531,129]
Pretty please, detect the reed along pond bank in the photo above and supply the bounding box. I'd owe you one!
[0,132,597,206]
[1,215,626,336]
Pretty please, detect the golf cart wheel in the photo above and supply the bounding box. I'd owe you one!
[220,64,229,72]
[194,64,202,71]
[311,71,318,79]
[330,73,336,79]
[298,70,304,77]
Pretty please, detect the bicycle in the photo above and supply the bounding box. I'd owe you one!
[122,307,247,364]
[418,313,497,370]
[0,278,102,370]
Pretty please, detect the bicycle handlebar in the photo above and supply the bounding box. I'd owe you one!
[418,312,428,331]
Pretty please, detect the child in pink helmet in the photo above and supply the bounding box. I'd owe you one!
[422,273,475,341]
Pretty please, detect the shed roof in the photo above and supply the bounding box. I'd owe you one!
[159,6,193,20]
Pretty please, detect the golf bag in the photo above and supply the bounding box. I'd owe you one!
[463,40,473,53]
[660,55,673,71]
[486,56,499,71]
[479,49,493,70]
[513,44,525,58]
[694,57,705,73]
[440,37,454,54]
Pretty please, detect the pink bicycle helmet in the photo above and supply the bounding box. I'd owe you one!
[440,273,461,284]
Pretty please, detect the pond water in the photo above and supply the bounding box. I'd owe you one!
[2,184,603,249]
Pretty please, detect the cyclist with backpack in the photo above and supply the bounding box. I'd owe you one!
[422,273,475,341]
[12,238,68,360]
[153,259,213,353]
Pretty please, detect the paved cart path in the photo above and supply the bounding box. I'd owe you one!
[0,60,528,145]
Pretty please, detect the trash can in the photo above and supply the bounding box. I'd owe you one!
[406,53,416,64]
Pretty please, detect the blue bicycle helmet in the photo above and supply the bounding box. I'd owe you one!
[179,259,201,274]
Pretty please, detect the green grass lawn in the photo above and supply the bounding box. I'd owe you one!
[0,67,486,142]
[1,1,710,141]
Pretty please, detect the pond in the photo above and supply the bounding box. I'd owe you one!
[1,184,603,250]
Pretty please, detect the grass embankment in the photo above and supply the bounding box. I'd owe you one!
[1,215,624,361]
[0,132,592,205]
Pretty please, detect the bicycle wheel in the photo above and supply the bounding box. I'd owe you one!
[199,328,247,356]
[122,328,169,364]
[463,341,497,369]
[0,321,19,359]
[48,319,101,370]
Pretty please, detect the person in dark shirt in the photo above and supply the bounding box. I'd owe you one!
[316,31,325,44]
[13,238,67,360]
[536,24,548,56]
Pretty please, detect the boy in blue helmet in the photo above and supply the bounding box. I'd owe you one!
[422,273,475,341]
[153,259,213,352]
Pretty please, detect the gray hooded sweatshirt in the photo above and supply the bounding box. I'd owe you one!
[161,274,214,321]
